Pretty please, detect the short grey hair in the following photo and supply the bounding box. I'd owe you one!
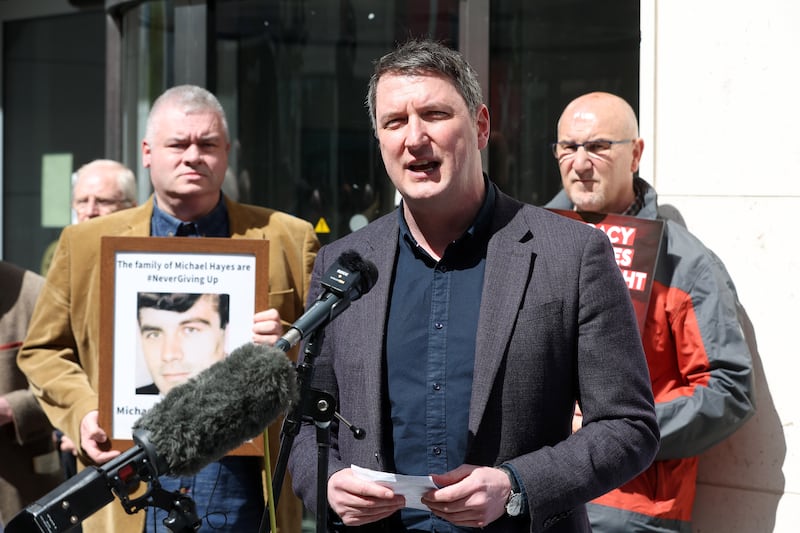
[366,40,484,135]
[145,85,230,143]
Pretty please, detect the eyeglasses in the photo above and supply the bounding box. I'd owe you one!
[551,139,634,161]
[73,196,129,211]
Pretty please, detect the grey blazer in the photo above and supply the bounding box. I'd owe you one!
[288,188,659,533]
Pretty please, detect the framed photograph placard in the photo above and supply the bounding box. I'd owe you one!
[99,236,269,456]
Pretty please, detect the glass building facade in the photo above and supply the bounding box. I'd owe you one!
[2,0,639,269]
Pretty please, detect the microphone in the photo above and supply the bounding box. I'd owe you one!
[274,250,378,353]
[7,343,298,532]
[133,342,298,475]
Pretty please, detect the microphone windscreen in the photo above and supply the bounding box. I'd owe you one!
[133,343,298,476]
[338,250,379,296]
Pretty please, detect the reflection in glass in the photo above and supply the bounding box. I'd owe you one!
[213,0,461,244]
[488,1,640,206]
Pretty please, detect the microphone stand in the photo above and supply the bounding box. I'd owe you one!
[262,329,364,533]
[6,438,201,533]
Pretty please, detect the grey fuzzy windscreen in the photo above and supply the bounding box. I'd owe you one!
[133,343,298,476]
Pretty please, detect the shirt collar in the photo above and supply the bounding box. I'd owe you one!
[150,194,230,237]
[397,174,496,256]
[622,177,647,217]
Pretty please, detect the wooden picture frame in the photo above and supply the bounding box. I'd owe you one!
[98,236,269,456]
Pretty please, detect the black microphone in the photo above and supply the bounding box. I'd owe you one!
[7,343,298,532]
[274,250,378,353]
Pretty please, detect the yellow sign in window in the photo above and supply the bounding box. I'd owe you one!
[315,217,331,234]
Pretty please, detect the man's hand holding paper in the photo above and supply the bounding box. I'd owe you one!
[326,467,408,527]
[351,465,438,511]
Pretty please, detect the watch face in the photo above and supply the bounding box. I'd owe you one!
[506,492,524,516]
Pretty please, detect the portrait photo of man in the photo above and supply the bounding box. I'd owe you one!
[135,292,230,395]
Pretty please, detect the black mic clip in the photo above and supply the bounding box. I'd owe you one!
[115,478,199,533]
[297,388,336,428]
[6,433,200,533]
[112,430,201,532]
[120,481,200,533]
[295,388,365,441]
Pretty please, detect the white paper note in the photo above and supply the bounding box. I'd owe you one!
[351,464,438,510]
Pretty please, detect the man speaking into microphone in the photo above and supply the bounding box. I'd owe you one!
[17,85,319,533]
[287,40,658,532]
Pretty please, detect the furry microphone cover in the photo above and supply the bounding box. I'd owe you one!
[133,343,298,476]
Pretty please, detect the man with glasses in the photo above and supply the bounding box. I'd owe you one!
[72,159,138,222]
[40,159,138,275]
[546,91,755,533]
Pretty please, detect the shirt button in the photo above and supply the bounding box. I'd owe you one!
[434,322,443,329]
[433,383,441,391]
[433,447,442,456]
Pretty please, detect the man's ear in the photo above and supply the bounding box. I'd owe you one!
[142,139,152,168]
[476,105,491,150]
[630,138,645,173]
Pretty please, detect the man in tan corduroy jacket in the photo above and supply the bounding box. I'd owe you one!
[18,85,319,532]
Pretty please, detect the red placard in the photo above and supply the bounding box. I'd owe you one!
[548,209,665,336]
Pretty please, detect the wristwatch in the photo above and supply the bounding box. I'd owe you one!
[498,465,524,517]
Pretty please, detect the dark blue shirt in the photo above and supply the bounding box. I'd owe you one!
[147,194,264,532]
[386,180,495,531]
